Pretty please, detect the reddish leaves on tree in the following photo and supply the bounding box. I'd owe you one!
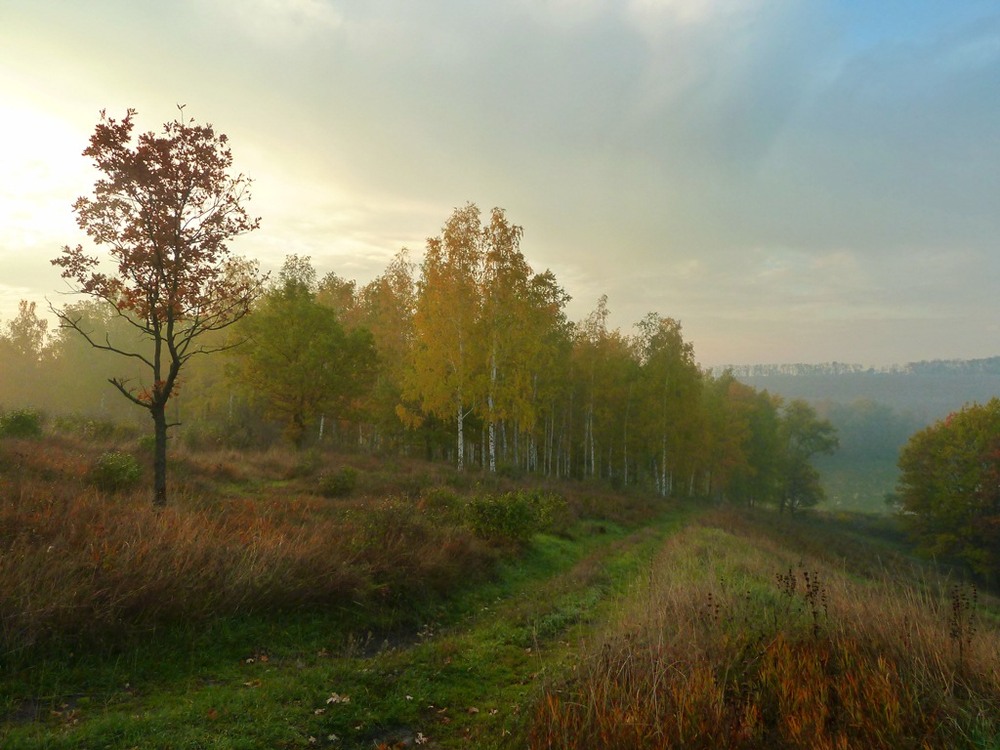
[50,107,263,506]
[53,108,261,334]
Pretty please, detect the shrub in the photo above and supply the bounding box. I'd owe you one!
[0,408,44,438]
[418,486,465,522]
[136,434,157,453]
[290,448,323,479]
[90,451,143,492]
[318,466,358,498]
[466,490,567,543]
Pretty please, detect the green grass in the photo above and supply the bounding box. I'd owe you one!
[1,504,690,749]
[11,435,999,749]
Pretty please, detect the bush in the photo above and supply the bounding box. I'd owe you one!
[136,434,156,453]
[290,448,323,479]
[418,486,465,522]
[466,490,568,543]
[0,408,44,438]
[318,466,358,498]
[90,451,143,492]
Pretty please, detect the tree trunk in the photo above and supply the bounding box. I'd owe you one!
[488,350,497,473]
[152,404,168,507]
[456,400,465,471]
[488,410,496,473]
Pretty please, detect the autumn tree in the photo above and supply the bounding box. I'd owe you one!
[404,204,485,470]
[897,399,1000,580]
[700,371,756,501]
[635,313,702,497]
[317,271,359,324]
[478,207,533,472]
[51,108,262,506]
[520,270,572,476]
[352,250,417,450]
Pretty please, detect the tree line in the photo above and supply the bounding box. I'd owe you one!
[11,108,997,583]
[1,109,838,511]
[0,235,838,514]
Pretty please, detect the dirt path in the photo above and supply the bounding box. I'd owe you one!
[1,513,688,750]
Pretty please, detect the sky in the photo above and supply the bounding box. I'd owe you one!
[1,0,998,368]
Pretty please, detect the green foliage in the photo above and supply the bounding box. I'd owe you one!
[0,407,44,438]
[778,400,839,513]
[229,256,377,448]
[90,451,142,492]
[317,466,358,498]
[136,433,156,453]
[897,398,1000,580]
[466,490,568,543]
[0,471,664,749]
[418,486,464,520]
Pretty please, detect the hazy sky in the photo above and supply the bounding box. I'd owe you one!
[2,0,998,367]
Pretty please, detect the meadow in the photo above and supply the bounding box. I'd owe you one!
[2,429,999,748]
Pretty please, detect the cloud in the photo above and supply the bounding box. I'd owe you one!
[199,0,344,45]
[627,0,761,28]
[3,0,999,365]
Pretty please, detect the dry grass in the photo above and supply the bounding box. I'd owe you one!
[0,436,498,655]
[529,508,1000,749]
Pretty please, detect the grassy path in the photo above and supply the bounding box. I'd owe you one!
[2,510,690,749]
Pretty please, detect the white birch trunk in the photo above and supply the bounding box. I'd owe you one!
[457,400,465,471]
[488,346,497,473]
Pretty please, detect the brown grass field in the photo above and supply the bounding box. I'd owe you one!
[528,508,1000,749]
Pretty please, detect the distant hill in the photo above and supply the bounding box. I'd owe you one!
[715,356,1000,424]
[714,356,1000,512]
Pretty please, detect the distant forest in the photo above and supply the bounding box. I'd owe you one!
[721,357,1000,423]
[727,357,1000,513]
[719,357,1000,378]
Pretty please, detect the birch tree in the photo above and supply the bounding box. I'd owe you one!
[635,313,701,496]
[404,204,484,470]
[479,207,531,472]
[354,249,416,449]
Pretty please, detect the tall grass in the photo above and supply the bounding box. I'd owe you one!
[529,508,1000,749]
[0,437,501,656]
